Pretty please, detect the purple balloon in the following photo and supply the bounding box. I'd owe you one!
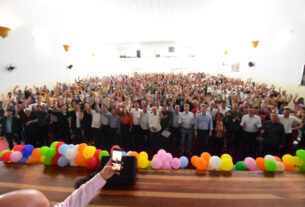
[171,158,181,169]
[10,151,23,163]
[151,158,162,169]
[162,161,172,169]
[244,157,257,171]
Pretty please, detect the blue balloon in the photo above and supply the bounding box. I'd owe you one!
[179,156,189,169]
[58,144,70,155]
[58,156,69,167]
[232,165,236,171]
[122,151,127,156]
[68,144,74,149]
[22,145,34,157]
[19,157,28,164]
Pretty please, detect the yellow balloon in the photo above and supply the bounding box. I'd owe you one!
[221,154,232,161]
[220,158,233,171]
[139,151,148,160]
[83,146,96,159]
[292,156,305,167]
[138,156,148,169]
[282,154,293,164]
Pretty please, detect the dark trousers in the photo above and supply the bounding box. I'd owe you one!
[149,131,161,153]
[227,130,242,154]
[263,144,279,156]
[72,128,82,144]
[92,128,101,148]
[281,133,291,155]
[196,129,209,154]
[161,132,171,151]
[101,125,110,148]
[132,125,141,148]
[240,131,258,159]
[139,128,149,150]
[58,127,71,143]
[121,124,131,151]
[24,127,37,147]
[4,132,14,150]
[37,125,49,146]
[109,127,118,148]
[170,127,181,149]
[180,128,193,153]
[51,122,59,139]
[83,127,92,143]
[213,137,224,156]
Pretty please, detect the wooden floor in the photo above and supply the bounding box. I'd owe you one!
[0,163,305,207]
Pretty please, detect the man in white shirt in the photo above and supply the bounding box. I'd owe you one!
[139,106,150,150]
[130,102,143,148]
[178,104,195,154]
[278,106,302,155]
[91,105,101,147]
[148,106,162,152]
[100,106,110,148]
[240,107,262,158]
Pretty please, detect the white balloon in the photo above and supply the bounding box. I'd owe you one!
[209,156,222,170]
[264,154,276,161]
[65,149,76,160]
[70,159,77,166]
[126,151,132,155]
[275,161,285,171]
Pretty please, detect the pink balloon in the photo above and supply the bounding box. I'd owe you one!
[157,149,166,157]
[171,158,181,169]
[152,154,159,160]
[151,158,162,169]
[162,161,172,169]
[244,157,257,171]
[165,153,173,161]
[10,151,23,163]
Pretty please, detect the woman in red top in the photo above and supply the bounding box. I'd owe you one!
[117,106,133,151]
[213,112,226,156]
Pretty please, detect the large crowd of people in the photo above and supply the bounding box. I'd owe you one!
[1,73,304,160]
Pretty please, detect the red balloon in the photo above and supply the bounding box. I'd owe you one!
[13,145,24,152]
[55,142,65,154]
[111,145,121,155]
[94,149,102,159]
[86,157,99,169]
[52,154,61,166]
[1,152,12,162]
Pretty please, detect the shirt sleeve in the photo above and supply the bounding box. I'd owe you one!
[209,116,213,131]
[54,173,106,207]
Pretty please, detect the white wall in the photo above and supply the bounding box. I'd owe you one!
[1,0,305,97]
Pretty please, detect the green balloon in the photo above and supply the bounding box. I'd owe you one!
[98,150,109,160]
[300,165,305,172]
[264,160,277,171]
[235,161,247,171]
[43,157,52,165]
[39,146,49,156]
[50,141,59,149]
[296,149,305,162]
[0,150,10,158]
[46,148,56,158]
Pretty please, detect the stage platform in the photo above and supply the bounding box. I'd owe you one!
[0,162,304,207]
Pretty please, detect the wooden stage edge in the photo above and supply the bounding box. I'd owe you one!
[0,163,305,207]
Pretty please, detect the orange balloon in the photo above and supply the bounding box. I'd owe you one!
[200,152,211,165]
[75,154,87,167]
[129,151,139,160]
[256,157,266,171]
[191,156,200,167]
[195,158,208,170]
[26,156,40,164]
[274,156,281,162]
[78,143,88,155]
[283,162,295,171]
[32,148,41,159]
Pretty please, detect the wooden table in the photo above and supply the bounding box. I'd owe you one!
[0,162,304,207]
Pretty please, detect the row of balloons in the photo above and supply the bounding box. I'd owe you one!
[0,141,305,172]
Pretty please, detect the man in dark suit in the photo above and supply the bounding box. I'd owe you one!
[1,108,21,150]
